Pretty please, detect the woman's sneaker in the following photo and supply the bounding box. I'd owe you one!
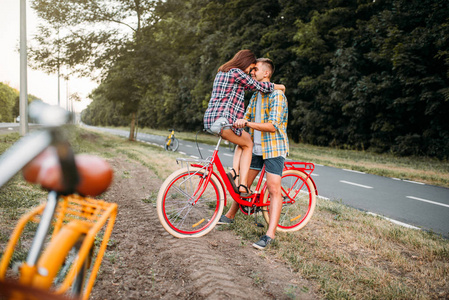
[217,215,234,224]
[252,235,273,250]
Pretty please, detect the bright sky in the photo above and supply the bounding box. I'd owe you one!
[0,0,97,113]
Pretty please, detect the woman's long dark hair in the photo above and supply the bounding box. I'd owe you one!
[218,50,256,72]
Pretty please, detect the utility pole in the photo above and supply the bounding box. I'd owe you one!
[19,0,29,135]
[57,29,60,107]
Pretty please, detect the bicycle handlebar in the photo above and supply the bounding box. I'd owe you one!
[29,100,71,127]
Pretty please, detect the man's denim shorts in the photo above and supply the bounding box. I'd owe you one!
[249,154,285,176]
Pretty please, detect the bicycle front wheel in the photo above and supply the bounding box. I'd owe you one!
[157,167,224,238]
[34,228,93,299]
[262,169,316,232]
[164,137,179,151]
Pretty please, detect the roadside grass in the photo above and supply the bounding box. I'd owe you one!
[113,126,449,188]
[229,199,449,299]
[1,127,448,299]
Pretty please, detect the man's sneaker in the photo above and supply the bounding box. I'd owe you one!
[217,215,234,225]
[252,235,274,250]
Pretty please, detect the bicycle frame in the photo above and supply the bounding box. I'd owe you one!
[182,136,270,208]
[183,134,318,209]
[166,129,175,146]
[0,130,52,188]
[158,127,318,238]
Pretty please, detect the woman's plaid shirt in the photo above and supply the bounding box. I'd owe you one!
[203,68,274,136]
[244,90,289,159]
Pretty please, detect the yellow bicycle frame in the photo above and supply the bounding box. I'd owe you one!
[166,130,175,146]
[0,194,117,300]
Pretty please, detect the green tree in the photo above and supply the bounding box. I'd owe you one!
[0,83,19,122]
[30,0,157,140]
[82,0,449,158]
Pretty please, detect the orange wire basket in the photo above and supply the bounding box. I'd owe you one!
[0,194,117,300]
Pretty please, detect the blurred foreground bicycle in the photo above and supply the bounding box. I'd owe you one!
[0,102,117,299]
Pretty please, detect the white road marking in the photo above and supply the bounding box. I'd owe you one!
[392,178,425,185]
[403,180,425,185]
[343,169,366,174]
[340,180,373,189]
[406,196,449,208]
[366,212,420,230]
[223,153,233,157]
[179,152,186,155]
[208,150,214,152]
[186,145,192,148]
[311,173,319,176]
[190,155,199,159]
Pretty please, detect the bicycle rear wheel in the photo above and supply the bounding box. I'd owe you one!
[157,167,224,238]
[164,137,179,151]
[54,237,93,297]
[262,169,316,232]
[70,240,94,297]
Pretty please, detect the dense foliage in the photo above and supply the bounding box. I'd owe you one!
[32,0,449,158]
[0,83,18,122]
[0,83,40,122]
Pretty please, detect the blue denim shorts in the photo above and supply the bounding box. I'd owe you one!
[250,154,285,176]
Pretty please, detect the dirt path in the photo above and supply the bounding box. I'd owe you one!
[91,157,319,299]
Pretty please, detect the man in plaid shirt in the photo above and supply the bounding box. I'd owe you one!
[218,58,289,250]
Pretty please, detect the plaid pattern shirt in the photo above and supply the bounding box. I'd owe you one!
[204,68,274,136]
[244,90,289,159]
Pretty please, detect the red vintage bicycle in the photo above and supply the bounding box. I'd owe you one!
[156,125,318,238]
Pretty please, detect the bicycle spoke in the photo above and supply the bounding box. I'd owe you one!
[262,170,316,232]
[159,169,222,236]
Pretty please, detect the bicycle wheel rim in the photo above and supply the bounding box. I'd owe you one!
[160,171,222,236]
[53,236,92,297]
[263,170,316,231]
[70,246,93,296]
[171,138,179,151]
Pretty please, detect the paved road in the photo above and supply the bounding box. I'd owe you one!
[0,123,42,135]
[0,123,21,134]
[85,125,449,237]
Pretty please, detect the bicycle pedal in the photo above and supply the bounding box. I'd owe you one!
[254,222,264,228]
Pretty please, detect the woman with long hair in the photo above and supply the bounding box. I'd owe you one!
[204,50,285,196]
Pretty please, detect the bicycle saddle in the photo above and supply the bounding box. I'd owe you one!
[23,148,113,197]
